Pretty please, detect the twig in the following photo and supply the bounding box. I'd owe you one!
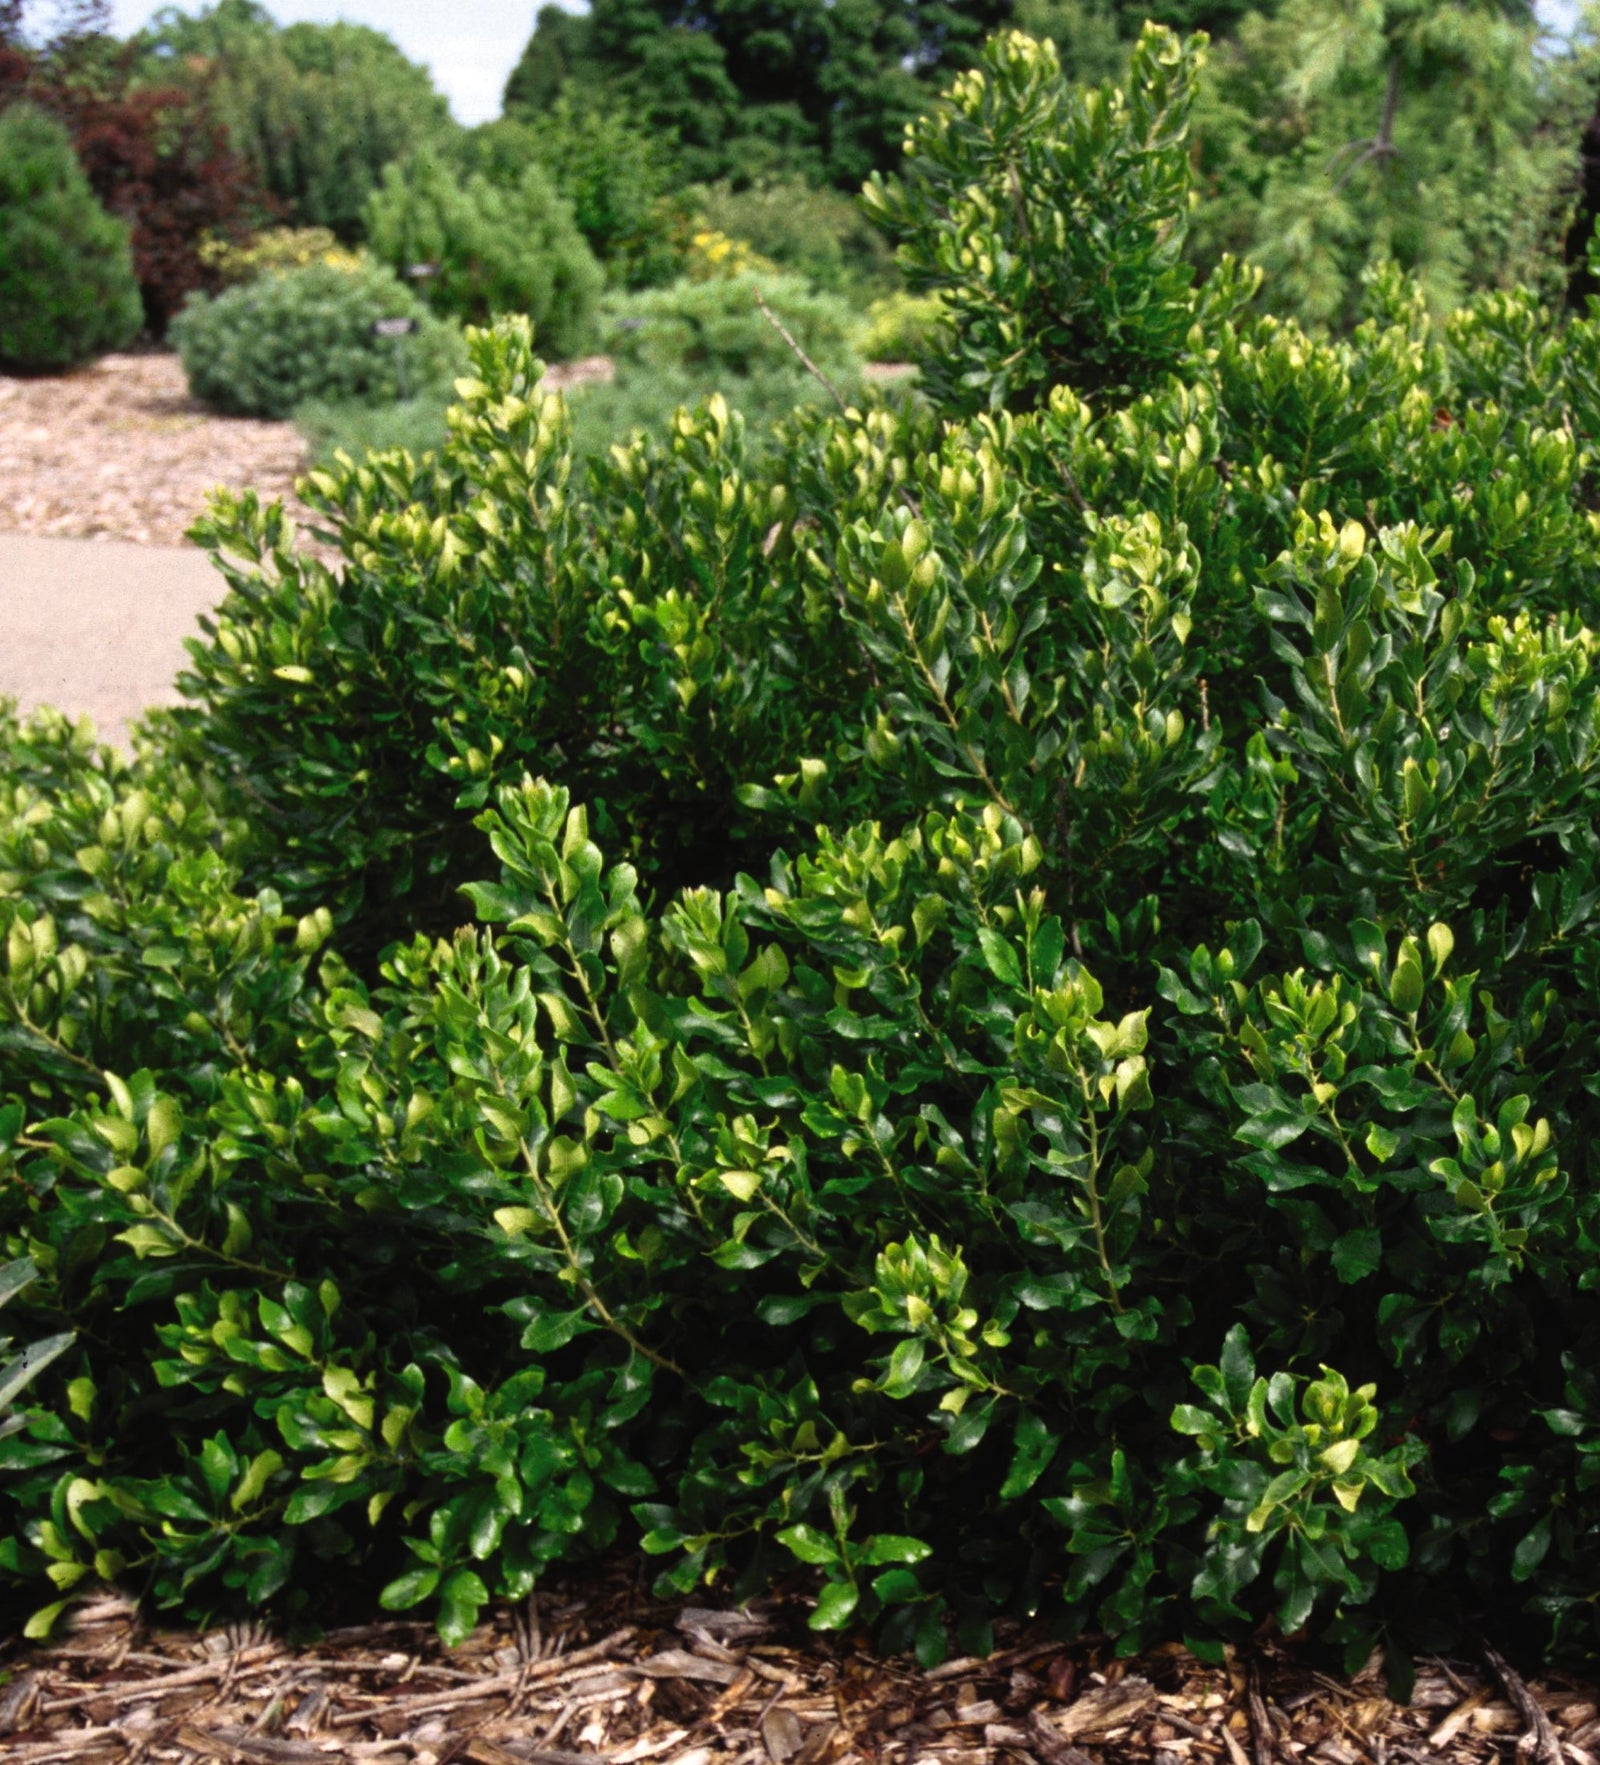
[1483,1641,1563,1765]
[753,291,849,415]
[178,1726,330,1763]
[328,1627,636,1727]
[39,1643,284,1711]
[1246,1662,1277,1765]
[0,1670,41,1735]
[1008,159,1034,250]
[516,1590,543,1665]
[1374,55,1402,159]
[1329,57,1404,190]
[7,1726,128,1765]
[1054,457,1091,517]
[1427,1687,1490,1749]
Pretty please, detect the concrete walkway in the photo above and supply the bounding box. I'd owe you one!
[0,534,224,751]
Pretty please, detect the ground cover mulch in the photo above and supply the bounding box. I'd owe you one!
[0,353,311,548]
[0,352,619,550]
[3,1572,1595,1765]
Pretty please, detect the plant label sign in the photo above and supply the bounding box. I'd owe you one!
[372,317,419,338]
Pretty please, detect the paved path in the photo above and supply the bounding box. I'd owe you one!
[0,534,224,751]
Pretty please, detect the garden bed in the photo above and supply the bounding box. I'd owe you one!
[1,1579,1593,1765]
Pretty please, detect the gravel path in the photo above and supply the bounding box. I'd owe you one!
[0,350,310,748]
[0,349,627,750]
[0,533,221,750]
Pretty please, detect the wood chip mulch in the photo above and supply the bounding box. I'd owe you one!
[0,352,312,549]
[3,1573,1597,1765]
[0,352,619,551]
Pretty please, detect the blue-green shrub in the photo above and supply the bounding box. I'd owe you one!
[172,260,463,420]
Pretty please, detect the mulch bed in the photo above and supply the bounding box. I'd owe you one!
[0,352,311,549]
[2,1574,1594,1765]
[0,351,618,551]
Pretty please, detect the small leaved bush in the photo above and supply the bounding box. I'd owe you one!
[688,179,898,300]
[863,26,1202,413]
[13,24,1600,1678]
[681,229,779,283]
[171,259,465,420]
[858,290,943,363]
[198,227,366,285]
[458,104,692,293]
[291,390,457,472]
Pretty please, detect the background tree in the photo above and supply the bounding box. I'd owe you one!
[0,0,112,44]
[1187,0,1594,327]
[1008,0,1126,81]
[365,151,603,355]
[0,1,263,334]
[503,0,1015,188]
[0,100,142,367]
[460,104,691,289]
[136,0,459,239]
[502,2,587,114]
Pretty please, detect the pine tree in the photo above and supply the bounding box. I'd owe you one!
[136,1,459,239]
[1188,0,1593,327]
[0,101,142,368]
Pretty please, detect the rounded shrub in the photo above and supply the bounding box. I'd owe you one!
[22,26,1600,1678]
[568,270,865,458]
[170,259,464,419]
[0,104,143,371]
[365,154,603,357]
[691,177,898,299]
[461,106,693,292]
[607,271,860,386]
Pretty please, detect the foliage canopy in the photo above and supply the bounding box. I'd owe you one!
[459,105,690,292]
[13,24,1600,1679]
[171,259,463,420]
[1187,0,1593,330]
[0,15,265,334]
[503,0,1013,189]
[364,153,603,355]
[135,0,458,240]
